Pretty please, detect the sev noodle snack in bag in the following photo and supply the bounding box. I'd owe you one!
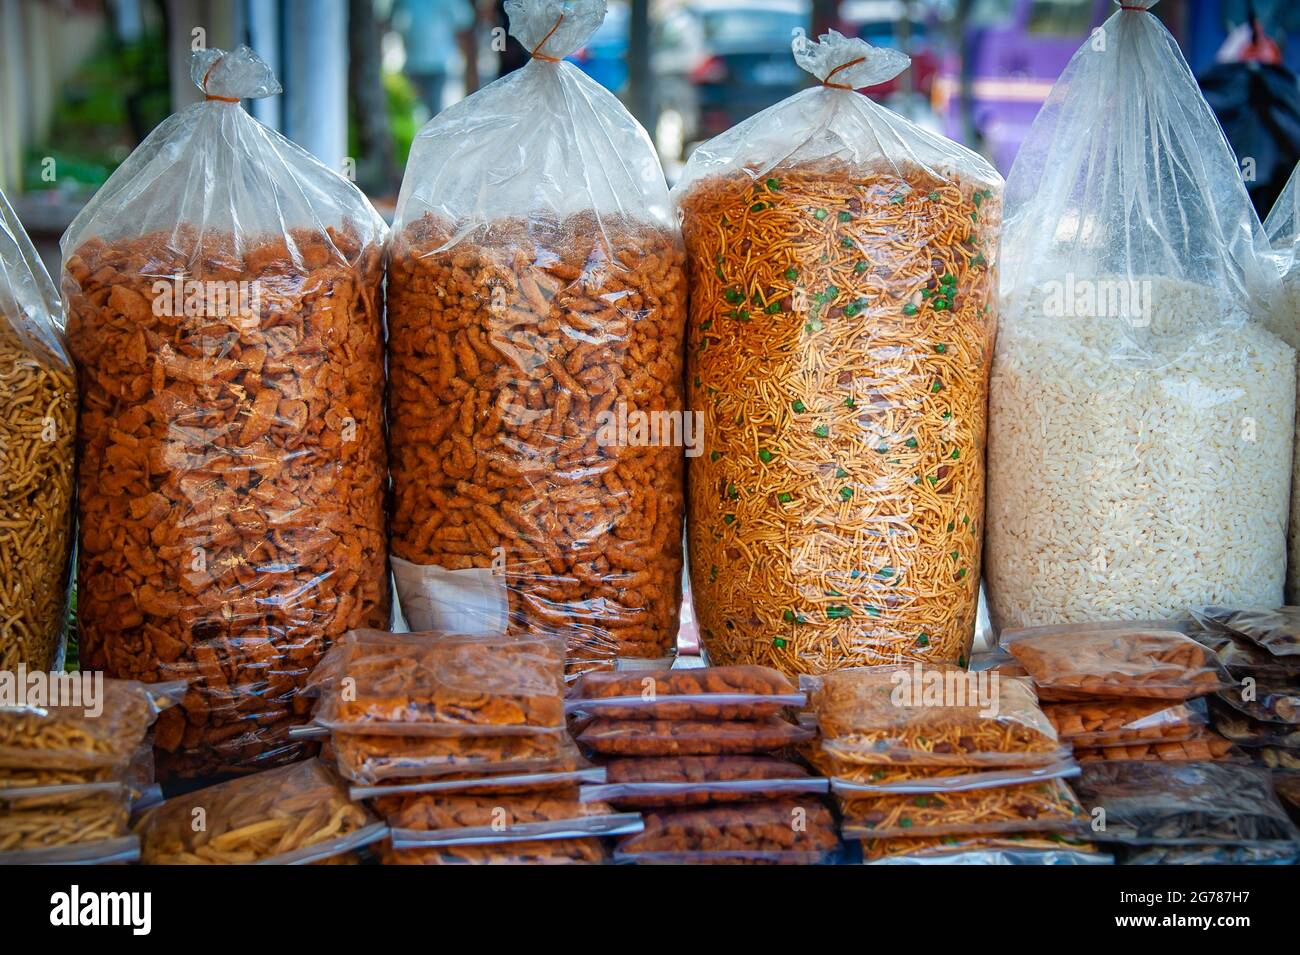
[986,1,1295,633]
[861,832,1105,865]
[1003,625,1233,701]
[567,665,804,720]
[381,836,605,865]
[677,32,1000,677]
[329,729,580,785]
[386,0,685,675]
[306,629,566,736]
[613,799,839,865]
[574,715,812,756]
[1190,606,1300,658]
[351,763,603,801]
[807,665,1069,767]
[1044,699,1208,748]
[803,741,1078,792]
[839,777,1087,839]
[582,754,827,808]
[133,757,384,864]
[62,47,389,778]
[0,188,76,673]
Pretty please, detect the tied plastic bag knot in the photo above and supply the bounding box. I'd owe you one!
[506,0,605,62]
[191,45,282,102]
[1115,0,1158,11]
[792,29,908,90]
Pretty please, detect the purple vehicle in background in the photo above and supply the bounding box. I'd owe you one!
[933,0,1112,173]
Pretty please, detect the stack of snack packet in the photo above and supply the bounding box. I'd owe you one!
[132,757,385,864]
[567,665,837,864]
[801,664,1102,865]
[302,629,637,865]
[0,676,181,865]
[1001,621,1240,764]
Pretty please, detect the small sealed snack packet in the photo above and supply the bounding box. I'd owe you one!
[574,716,812,756]
[381,837,606,865]
[581,755,827,808]
[1072,734,1241,763]
[567,666,804,720]
[0,782,133,854]
[1191,606,1300,658]
[861,832,1107,865]
[329,730,581,785]
[384,793,642,846]
[614,799,840,865]
[1044,699,1208,748]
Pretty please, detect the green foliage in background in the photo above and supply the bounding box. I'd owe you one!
[385,69,420,171]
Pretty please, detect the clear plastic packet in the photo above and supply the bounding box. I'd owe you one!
[133,757,385,864]
[581,755,828,808]
[0,188,76,673]
[1072,760,1300,845]
[567,666,804,720]
[806,665,1069,768]
[62,45,390,778]
[1209,698,1300,748]
[1190,606,1300,658]
[985,1,1294,634]
[1119,842,1299,865]
[675,32,1000,679]
[1073,733,1241,763]
[0,834,141,866]
[613,799,840,865]
[840,777,1088,840]
[385,793,642,847]
[818,757,1080,795]
[0,677,183,772]
[860,832,1107,865]
[387,0,685,676]
[1214,681,1299,725]
[1002,625,1234,700]
[381,836,607,865]
[351,765,605,802]
[1273,770,1300,815]
[328,729,582,785]
[0,782,132,853]
[574,715,813,756]
[306,629,566,736]
[1257,747,1300,769]
[1188,625,1298,680]
[967,648,1030,679]
[1044,699,1209,749]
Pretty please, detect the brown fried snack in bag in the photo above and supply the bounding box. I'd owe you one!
[1073,733,1240,763]
[575,715,812,756]
[1044,699,1207,748]
[614,799,838,864]
[381,836,605,865]
[570,665,802,719]
[377,791,616,830]
[330,730,579,785]
[387,214,686,673]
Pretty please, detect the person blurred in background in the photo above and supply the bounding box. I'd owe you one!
[394,0,476,115]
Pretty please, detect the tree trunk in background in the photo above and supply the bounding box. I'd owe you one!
[626,0,652,129]
[348,0,397,195]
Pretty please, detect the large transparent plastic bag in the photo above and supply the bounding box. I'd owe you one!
[0,189,76,671]
[61,46,390,777]
[387,0,687,676]
[985,0,1295,633]
[1263,160,1300,602]
[674,31,1002,676]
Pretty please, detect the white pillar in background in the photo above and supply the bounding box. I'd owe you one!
[245,0,282,132]
[282,0,348,174]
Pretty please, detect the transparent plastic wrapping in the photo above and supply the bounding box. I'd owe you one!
[986,1,1294,633]
[613,799,839,865]
[307,630,566,736]
[1209,698,1300,748]
[1214,681,1299,725]
[676,31,1000,678]
[1257,747,1300,769]
[806,665,1069,767]
[352,764,604,801]
[384,792,642,846]
[574,715,812,756]
[582,755,827,808]
[62,46,390,778]
[0,782,132,853]
[0,678,180,772]
[839,777,1087,840]
[0,188,76,672]
[861,832,1105,865]
[1191,606,1300,657]
[330,729,581,785]
[1073,734,1241,763]
[567,666,804,720]
[812,754,1080,794]
[1189,625,1298,679]
[1072,760,1300,845]
[1273,770,1300,815]
[381,836,606,865]
[386,0,685,675]
[0,834,141,866]
[1002,625,1234,701]
[133,757,384,864]
[1044,699,1208,748]
[1119,842,1299,865]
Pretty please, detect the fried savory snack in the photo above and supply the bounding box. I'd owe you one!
[839,777,1087,839]
[0,319,76,672]
[575,715,812,756]
[387,214,686,672]
[134,758,376,864]
[0,783,132,852]
[1073,733,1239,763]
[64,227,389,777]
[378,791,616,831]
[569,665,802,720]
[593,754,823,807]
[615,799,839,864]
[800,740,1074,790]
[1044,699,1207,748]
[809,665,1067,767]
[1004,626,1232,700]
[1208,698,1300,748]
[1191,606,1300,657]
[682,161,998,677]
[330,730,579,785]
[381,836,605,865]
[860,831,1099,861]
[309,630,565,734]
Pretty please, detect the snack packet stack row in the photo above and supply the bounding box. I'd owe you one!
[568,666,839,864]
[0,678,179,865]
[301,630,634,864]
[801,664,1103,865]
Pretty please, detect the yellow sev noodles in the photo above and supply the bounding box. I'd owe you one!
[681,159,999,675]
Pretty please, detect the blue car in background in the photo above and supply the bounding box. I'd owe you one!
[568,0,630,94]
